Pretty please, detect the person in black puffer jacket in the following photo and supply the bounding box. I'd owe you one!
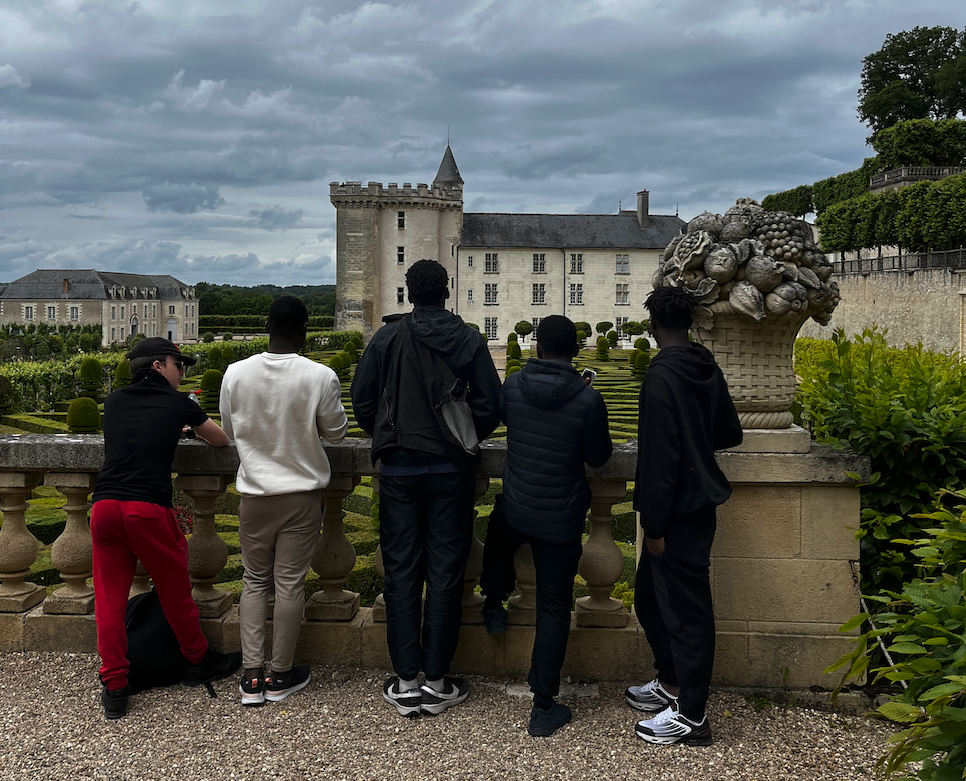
[480,315,612,737]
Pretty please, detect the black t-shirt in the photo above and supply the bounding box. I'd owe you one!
[92,371,209,508]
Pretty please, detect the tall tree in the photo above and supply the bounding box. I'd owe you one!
[858,26,966,138]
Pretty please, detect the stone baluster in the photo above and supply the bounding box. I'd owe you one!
[0,472,44,612]
[575,478,628,627]
[173,474,232,618]
[507,543,537,625]
[460,476,490,624]
[306,474,361,621]
[130,560,151,598]
[43,472,98,614]
[370,476,386,622]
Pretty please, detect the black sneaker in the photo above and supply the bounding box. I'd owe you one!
[101,684,129,720]
[383,676,422,718]
[635,704,713,746]
[183,649,242,687]
[528,701,572,737]
[420,677,469,716]
[265,665,311,703]
[239,672,266,707]
[482,605,508,635]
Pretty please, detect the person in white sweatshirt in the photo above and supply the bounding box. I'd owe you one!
[219,296,348,707]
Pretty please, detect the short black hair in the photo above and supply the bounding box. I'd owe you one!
[405,259,449,305]
[267,295,309,339]
[645,286,697,330]
[536,315,577,359]
[129,354,166,375]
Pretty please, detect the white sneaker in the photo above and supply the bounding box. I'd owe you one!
[624,678,678,713]
[635,703,713,746]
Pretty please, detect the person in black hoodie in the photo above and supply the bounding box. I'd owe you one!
[479,315,612,737]
[629,286,742,747]
[351,259,501,718]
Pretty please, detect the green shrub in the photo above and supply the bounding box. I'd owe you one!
[66,397,101,433]
[507,341,522,360]
[595,336,609,362]
[629,348,640,366]
[114,359,131,390]
[202,332,215,344]
[505,359,522,371]
[222,331,233,341]
[337,350,352,367]
[0,375,18,413]
[222,344,235,365]
[207,345,224,372]
[798,327,966,595]
[506,365,521,377]
[78,333,99,352]
[621,321,645,338]
[514,321,534,339]
[77,357,104,400]
[632,350,651,381]
[199,370,223,414]
[329,355,344,371]
[826,488,966,781]
[634,337,649,351]
[465,322,480,331]
[344,342,358,363]
[350,334,363,348]
[576,330,587,349]
[596,321,613,336]
[607,330,619,347]
[507,332,518,343]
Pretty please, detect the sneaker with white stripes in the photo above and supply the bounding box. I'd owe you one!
[383,676,422,718]
[635,704,713,746]
[419,677,468,716]
[624,678,678,713]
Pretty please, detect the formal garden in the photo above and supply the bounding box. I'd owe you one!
[1,318,964,778]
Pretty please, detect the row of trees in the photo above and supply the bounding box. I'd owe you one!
[196,282,336,317]
[816,172,966,253]
[0,324,104,362]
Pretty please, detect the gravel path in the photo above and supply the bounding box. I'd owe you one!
[0,653,892,781]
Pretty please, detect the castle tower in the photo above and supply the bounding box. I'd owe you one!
[330,147,464,340]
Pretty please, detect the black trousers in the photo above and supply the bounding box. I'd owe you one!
[379,470,475,680]
[634,506,717,721]
[479,498,583,700]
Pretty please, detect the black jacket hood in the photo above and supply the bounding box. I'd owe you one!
[389,306,481,371]
[650,343,720,392]
[517,358,586,411]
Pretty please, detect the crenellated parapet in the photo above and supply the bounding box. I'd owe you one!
[329,180,463,209]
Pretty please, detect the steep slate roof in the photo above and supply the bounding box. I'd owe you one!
[0,269,191,300]
[460,212,685,250]
[433,146,464,185]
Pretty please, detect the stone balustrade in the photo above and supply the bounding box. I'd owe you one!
[0,433,869,689]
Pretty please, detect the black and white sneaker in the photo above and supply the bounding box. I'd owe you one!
[265,665,310,702]
[239,672,266,707]
[635,704,713,746]
[625,678,678,713]
[420,677,469,716]
[383,676,422,718]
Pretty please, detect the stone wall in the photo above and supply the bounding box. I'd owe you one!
[799,268,966,354]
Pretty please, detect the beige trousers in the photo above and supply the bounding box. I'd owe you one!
[238,489,324,673]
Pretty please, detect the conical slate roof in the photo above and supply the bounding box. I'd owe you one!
[433,146,463,185]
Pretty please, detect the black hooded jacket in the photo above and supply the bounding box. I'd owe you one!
[501,358,613,543]
[633,343,742,539]
[350,306,501,465]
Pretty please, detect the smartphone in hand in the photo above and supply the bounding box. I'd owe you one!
[581,368,597,386]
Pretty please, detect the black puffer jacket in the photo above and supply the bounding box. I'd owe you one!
[501,358,613,542]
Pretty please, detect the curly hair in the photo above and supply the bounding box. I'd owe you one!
[645,286,697,330]
[405,259,449,305]
[267,295,309,339]
[536,315,577,359]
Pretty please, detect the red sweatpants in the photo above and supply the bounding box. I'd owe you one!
[91,499,209,690]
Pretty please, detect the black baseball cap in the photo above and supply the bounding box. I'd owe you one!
[126,337,197,366]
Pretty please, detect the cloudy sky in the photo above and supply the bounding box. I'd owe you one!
[0,0,961,287]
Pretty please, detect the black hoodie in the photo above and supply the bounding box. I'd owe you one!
[501,358,613,542]
[350,306,502,465]
[633,343,742,539]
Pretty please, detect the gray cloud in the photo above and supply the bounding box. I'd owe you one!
[0,0,961,284]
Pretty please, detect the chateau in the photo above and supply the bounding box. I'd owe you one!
[0,270,199,346]
[330,147,686,340]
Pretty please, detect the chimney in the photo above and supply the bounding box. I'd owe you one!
[62,278,69,294]
[637,190,649,228]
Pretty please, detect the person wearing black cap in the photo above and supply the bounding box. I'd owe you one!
[90,337,239,720]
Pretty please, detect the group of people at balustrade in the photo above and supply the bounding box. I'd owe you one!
[90,258,741,745]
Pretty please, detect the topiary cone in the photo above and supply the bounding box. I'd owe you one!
[67,397,101,434]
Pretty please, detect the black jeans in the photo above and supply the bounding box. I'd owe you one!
[378,470,475,680]
[480,498,583,700]
[634,506,717,721]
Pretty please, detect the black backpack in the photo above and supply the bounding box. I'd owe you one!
[124,589,187,694]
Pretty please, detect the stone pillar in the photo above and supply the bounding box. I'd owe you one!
[461,476,489,624]
[507,544,537,625]
[306,475,361,621]
[174,474,232,618]
[0,472,44,612]
[43,472,98,615]
[575,478,628,628]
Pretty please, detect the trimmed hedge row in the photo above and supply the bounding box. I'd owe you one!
[198,315,334,330]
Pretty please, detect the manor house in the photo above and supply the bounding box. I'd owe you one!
[330,147,685,341]
[0,270,199,347]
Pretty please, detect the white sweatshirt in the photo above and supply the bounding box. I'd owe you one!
[219,352,349,497]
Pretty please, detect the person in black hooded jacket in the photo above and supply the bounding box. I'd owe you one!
[350,259,501,718]
[479,315,612,737]
[629,287,742,747]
